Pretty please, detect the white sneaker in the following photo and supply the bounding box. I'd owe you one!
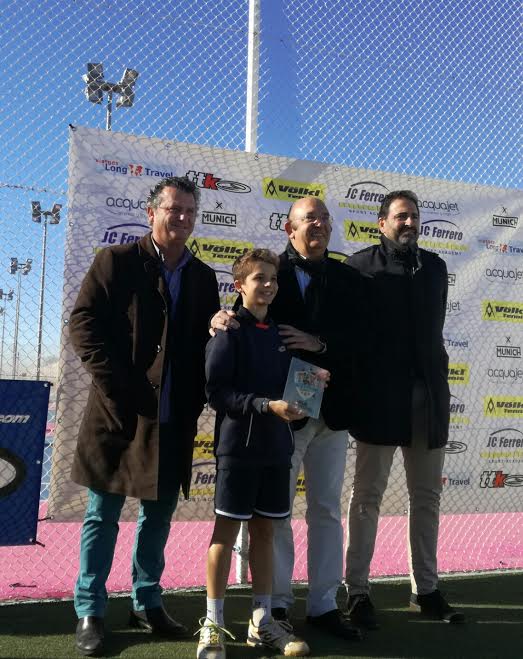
[195,618,235,659]
[247,617,310,657]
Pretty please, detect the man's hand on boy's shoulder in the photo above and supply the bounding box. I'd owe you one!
[209,309,240,336]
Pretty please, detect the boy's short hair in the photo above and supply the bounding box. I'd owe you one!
[232,248,280,283]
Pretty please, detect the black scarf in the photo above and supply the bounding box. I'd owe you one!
[285,241,328,333]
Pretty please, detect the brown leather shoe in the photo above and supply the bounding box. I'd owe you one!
[129,606,189,637]
[75,616,105,656]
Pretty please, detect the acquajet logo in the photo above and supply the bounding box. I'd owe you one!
[446,300,461,315]
[477,238,523,255]
[484,396,523,418]
[105,196,146,216]
[448,363,469,385]
[448,273,456,286]
[188,238,253,263]
[201,211,237,228]
[417,197,460,214]
[344,220,380,244]
[444,440,468,454]
[496,337,521,359]
[493,214,518,228]
[268,212,288,232]
[186,171,251,194]
[0,414,30,424]
[487,367,523,384]
[484,267,523,284]
[419,219,467,255]
[482,300,523,323]
[98,223,149,252]
[263,178,325,202]
[441,473,471,487]
[479,470,523,488]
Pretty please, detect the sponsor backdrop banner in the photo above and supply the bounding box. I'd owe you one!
[49,126,523,520]
[0,380,50,545]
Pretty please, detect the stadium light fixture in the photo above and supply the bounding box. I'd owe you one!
[9,258,32,378]
[31,202,62,380]
[83,62,139,130]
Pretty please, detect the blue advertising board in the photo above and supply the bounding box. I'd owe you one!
[0,379,50,545]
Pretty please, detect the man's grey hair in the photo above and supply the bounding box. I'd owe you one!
[146,176,200,213]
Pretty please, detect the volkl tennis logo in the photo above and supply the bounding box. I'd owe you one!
[448,363,469,385]
[188,238,253,263]
[482,300,523,323]
[263,178,326,202]
[484,396,523,418]
[479,470,523,488]
[344,220,380,244]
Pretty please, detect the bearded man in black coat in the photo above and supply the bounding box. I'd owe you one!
[344,190,465,629]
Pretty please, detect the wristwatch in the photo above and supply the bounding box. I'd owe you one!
[261,398,270,414]
[316,336,327,354]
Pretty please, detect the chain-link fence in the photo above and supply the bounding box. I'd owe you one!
[0,0,521,602]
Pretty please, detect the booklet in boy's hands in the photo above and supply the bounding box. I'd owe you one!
[282,357,328,419]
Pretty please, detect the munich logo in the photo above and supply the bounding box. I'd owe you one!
[201,211,237,227]
[186,171,251,194]
[482,300,523,323]
[484,396,523,418]
[479,470,523,488]
[496,337,521,359]
[448,273,456,286]
[263,177,326,202]
[492,214,518,228]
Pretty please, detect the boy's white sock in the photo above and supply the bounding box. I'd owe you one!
[252,594,272,627]
[205,597,224,626]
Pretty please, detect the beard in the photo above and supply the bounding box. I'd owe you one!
[397,228,418,247]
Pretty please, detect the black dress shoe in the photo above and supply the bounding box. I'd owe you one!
[129,606,189,637]
[75,616,105,656]
[306,608,363,640]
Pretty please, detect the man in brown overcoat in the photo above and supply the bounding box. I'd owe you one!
[70,176,219,656]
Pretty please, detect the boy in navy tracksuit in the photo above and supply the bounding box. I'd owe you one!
[196,249,310,658]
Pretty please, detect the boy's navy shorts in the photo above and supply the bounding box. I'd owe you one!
[214,464,291,520]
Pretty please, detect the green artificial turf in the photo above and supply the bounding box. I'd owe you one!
[0,572,522,658]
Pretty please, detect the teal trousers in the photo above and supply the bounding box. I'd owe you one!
[74,487,179,618]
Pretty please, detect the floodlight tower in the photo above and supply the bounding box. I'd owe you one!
[83,63,139,130]
[0,288,14,377]
[9,258,32,378]
[32,202,62,380]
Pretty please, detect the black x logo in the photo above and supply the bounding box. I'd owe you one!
[501,206,508,215]
[215,202,223,210]
[506,336,511,344]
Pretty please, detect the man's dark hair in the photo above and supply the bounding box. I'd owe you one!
[378,190,419,220]
[147,176,200,213]
[232,248,279,283]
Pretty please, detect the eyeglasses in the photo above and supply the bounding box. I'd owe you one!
[295,214,333,225]
[157,206,195,219]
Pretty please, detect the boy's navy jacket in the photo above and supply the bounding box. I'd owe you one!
[205,306,294,469]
